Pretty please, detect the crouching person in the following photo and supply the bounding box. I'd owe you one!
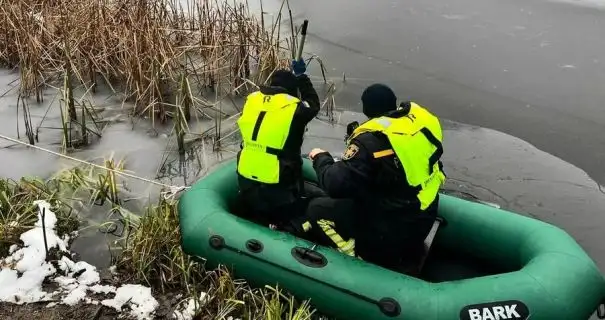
[288,84,446,272]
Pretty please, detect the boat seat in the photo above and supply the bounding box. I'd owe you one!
[396,216,444,277]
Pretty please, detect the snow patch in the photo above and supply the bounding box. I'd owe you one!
[172,292,208,320]
[89,284,117,294]
[102,285,159,320]
[0,200,160,319]
[0,201,61,304]
[108,265,118,275]
[62,285,88,306]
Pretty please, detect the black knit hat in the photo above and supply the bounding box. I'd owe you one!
[361,83,397,118]
[269,69,298,97]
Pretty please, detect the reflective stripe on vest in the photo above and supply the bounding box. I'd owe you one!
[236,91,300,184]
[348,102,446,210]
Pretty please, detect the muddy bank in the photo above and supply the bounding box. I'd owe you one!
[0,302,115,320]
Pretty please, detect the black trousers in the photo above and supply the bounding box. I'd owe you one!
[288,197,438,272]
[288,197,357,256]
[232,181,327,227]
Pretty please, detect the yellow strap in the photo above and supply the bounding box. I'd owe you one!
[317,219,356,256]
[372,149,395,158]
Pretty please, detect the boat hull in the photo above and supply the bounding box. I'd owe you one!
[178,158,605,320]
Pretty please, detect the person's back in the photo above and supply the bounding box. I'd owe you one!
[236,62,321,226]
[345,103,445,268]
[307,83,446,271]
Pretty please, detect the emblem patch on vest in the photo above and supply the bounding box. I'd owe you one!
[342,144,360,160]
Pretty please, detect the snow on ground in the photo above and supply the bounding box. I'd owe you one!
[172,292,208,320]
[0,200,161,319]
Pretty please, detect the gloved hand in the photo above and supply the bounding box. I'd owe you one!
[344,121,359,142]
[346,121,360,136]
[309,148,326,160]
[291,58,306,76]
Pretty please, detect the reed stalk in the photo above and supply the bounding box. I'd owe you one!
[18,95,36,145]
[0,0,295,127]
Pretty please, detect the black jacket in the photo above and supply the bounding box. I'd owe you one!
[237,74,320,211]
[311,108,439,258]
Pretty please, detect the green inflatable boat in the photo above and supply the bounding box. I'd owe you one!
[178,158,605,320]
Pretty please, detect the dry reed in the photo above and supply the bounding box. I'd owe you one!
[0,0,331,315]
[0,175,79,256]
[0,0,293,122]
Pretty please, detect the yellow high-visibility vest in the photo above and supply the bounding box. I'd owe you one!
[348,102,446,210]
[236,91,301,184]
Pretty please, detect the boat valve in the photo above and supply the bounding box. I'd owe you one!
[291,246,327,268]
[245,239,264,253]
[209,235,225,250]
[378,297,401,317]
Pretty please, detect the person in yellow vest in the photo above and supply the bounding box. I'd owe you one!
[296,83,446,271]
[235,59,326,229]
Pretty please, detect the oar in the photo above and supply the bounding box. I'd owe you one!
[296,20,309,61]
[295,20,309,99]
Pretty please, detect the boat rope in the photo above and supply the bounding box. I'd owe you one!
[0,133,190,197]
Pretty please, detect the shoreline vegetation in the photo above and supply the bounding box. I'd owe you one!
[0,0,335,318]
[0,168,317,319]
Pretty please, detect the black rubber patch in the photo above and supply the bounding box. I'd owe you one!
[291,246,327,268]
[209,235,225,250]
[378,298,401,317]
[245,239,263,253]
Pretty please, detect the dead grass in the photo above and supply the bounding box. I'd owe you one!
[115,195,319,319]
[0,155,321,319]
[0,0,293,122]
[0,154,137,256]
[0,0,330,308]
[0,176,79,256]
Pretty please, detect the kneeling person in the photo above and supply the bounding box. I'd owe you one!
[235,59,325,228]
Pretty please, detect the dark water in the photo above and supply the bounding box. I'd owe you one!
[0,69,234,266]
[277,0,605,187]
